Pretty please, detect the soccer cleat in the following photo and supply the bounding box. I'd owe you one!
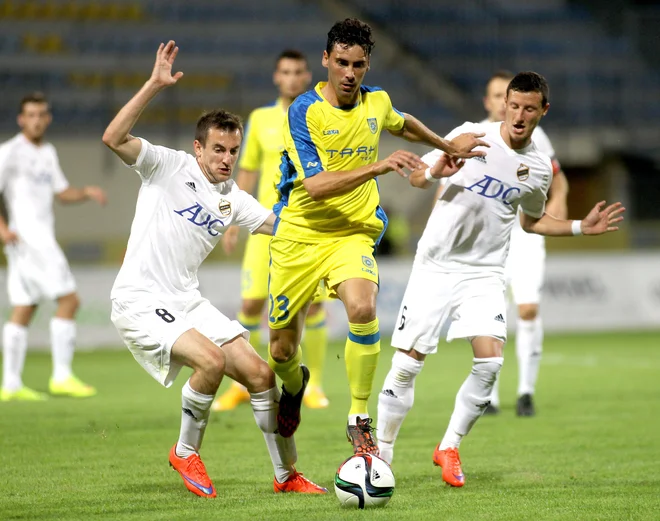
[273,470,328,494]
[433,446,465,487]
[276,364,310,438]
[483,403,500,416]
[0,386,48,402]
[168,444,217,498]
[303,386,329,409]
[346,416,380,455]
[211,383,250,412]
[516,394,536,417]
[49,375,97,398]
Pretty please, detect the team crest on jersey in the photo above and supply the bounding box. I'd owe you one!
[218,199,232,217]
[516,164,530,181]
[362,255,375,268]
[367,117,378,134]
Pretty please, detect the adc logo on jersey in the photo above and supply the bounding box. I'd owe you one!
[517,164,530,181]
[218,199,232,217]
[465,175,521,205]
[367,118,378,134]
[174,203,225,236]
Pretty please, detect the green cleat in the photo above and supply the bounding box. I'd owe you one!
[1,386,48,402]
[49,376,97,398]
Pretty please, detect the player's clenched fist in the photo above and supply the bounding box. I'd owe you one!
[447,132,490,159]
[375,150,425,177]
[149,40,184,88]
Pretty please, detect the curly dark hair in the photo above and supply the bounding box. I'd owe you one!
[195,109,243,146]
[326,18,375,57]
[507,71,550,107]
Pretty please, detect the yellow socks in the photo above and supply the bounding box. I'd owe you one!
[238,311,261,352]
[344,318,380,417]
[303,308,328,389]
[268,344,304,395]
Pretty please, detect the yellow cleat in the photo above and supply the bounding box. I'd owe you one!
[212,383,250,412]
[49,375,97,398]
[1,386,48,402]
[303,386,329,409]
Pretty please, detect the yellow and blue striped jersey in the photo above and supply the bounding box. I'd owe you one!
[274,82,405,243]
[238,98,287,211]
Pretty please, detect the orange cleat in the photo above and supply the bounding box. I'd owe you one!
[346,416,380,455]
[168,444,217,498]
[273,470,328,494]
[211,383,251,412]
[433,445,465,487]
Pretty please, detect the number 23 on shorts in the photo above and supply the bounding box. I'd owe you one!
[268,294,290,323]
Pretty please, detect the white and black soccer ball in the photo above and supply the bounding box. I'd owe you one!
[334,453,395,509]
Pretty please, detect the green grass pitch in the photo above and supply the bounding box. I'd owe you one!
[1,331,659,520]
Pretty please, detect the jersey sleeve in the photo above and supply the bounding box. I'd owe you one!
[286,103,326,178]
[420,122,480,167]
[50,147,70,194]
[0,143,11,192]
[382,92,405,132]
[231,186,272,233]
[238,111,262,172]
[520,166,552,219]
[125,137,185,184]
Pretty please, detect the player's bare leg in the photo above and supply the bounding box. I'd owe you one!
[269,303,310,437]
[1,304,45,401]
[48,292,95,398]
[212,297,265,412]
[168,328,227,498]
[302,301,329,409]
[336,278,380,455]
[515,303,541,416]
[434,336,504,487]
[221,335,326,494]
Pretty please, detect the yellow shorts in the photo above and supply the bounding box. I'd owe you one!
[241,233,328,304]
[268,234,379,329]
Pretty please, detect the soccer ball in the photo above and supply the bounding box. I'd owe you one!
[334,453,395,509]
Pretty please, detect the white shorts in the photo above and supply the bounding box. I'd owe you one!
[505,229,546,305]
[111,292,248,387]
[391,267,507,355]
[5,243,76,306]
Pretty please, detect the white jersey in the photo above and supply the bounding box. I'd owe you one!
[0,133,69,249]
[111,138,271,302]
[417,121,552,275]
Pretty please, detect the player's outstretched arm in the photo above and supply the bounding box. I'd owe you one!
[545,170,569,220]
[521,201,625,237]
[409,153,465,190]
[390,113,489,159]
[56,186,107,205]
[102,41,183,165]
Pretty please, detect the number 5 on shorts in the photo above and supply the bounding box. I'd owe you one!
[268,294,290,323]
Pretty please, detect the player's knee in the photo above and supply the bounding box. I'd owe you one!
[247,361,276,394]
[241,299,265,318]
[198,347,226,384]
[58,293,80,316]
[345,300,376,324]
[471,358,503,387]
[268,332,297,363]
[518,304,539,321]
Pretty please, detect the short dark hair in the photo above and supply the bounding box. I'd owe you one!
[507,71,549,107]
[195,110,243,146]
[276,49,307,69]
[326,18,375,57]
[19,91,48,113]
[486,69,515,93]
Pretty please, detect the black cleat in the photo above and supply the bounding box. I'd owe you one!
[276,364,310,438]
[516,394,536,417]
[483,403,500,416]
[346,416,380,455]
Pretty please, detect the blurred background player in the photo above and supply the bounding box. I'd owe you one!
[213,50,330,412]
[481,70,569,416]
[266,18,486,452]
[0,92,106,401]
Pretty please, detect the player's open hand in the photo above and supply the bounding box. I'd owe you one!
[150,41,184,88]
[581,201,625,235]
[84,186,108,206]
[0,229,19,246]
[222,225,240,255]
[448,132,489,159]
[377,150,426,178]
[430,153,465,179]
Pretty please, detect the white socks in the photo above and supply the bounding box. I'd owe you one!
[439,357,503,450]
[50,317,76,382]
[2,322,28,391]
[176,379,214,458]
[377,350,424,464]
[489,374,501,408]
[517,317,543,396]
[251,387,296,483]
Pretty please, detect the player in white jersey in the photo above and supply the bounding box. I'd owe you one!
[102,41,326,498]
[0,92,107,402]
[481,70,569,416]
[376,72,624,487]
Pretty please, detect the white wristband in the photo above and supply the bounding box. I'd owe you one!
[424,167,438,183]
[571,220,583,236]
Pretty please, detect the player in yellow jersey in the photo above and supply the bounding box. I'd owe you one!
[212,50,331,412]
[267,18,489,453]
